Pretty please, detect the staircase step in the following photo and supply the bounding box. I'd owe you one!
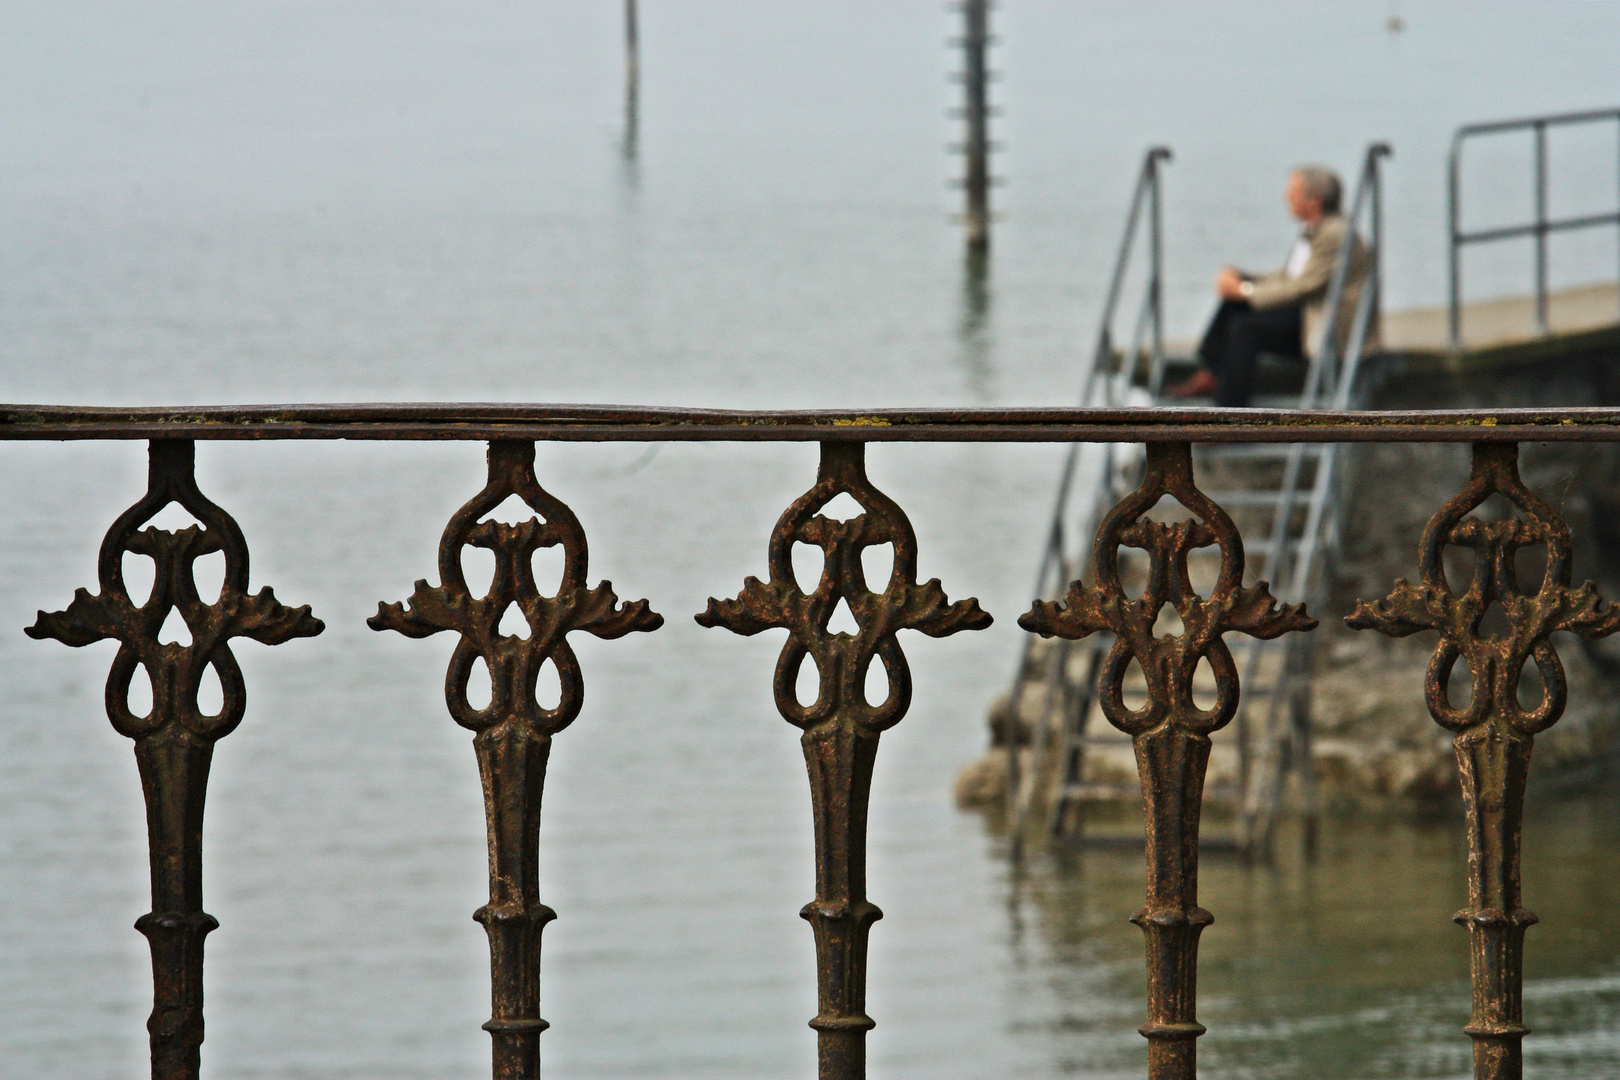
[1200,490,1313,508]
[1195,443,1326,462]
[1054,783,1141,801]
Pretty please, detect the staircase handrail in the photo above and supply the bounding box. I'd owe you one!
[1302,142,1390,409]
[1083,146,1172,405]
[1260,143,1389,600]
[1005,149,1172,842]
[1027,146,1171,609]
[1235,145,1390,852]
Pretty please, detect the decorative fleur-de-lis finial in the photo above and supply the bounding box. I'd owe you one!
[27,439,323,1080]
[697,441,990,1080]
[698,441,991,729]
[1021,442,1316,736]
[370,439,660,1080]
[1020,441,1315,1080]
[1348,441,1620,1080]
[1347,442,1618,732]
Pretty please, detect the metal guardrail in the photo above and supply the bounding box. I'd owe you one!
[1448,107,1620,350]
[9,404,1620,1080]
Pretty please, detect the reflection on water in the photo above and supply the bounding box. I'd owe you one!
[956,246,995,401]
[621,80,640,190]
[989,791,1620,1078]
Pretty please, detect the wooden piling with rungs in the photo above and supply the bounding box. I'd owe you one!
[959,0,992,250]
[623,0,639,164]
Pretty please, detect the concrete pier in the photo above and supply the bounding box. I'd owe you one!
[1163,281,1619,375]
[1384,281,1619,356]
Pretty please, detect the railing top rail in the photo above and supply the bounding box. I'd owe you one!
[1310,140,1389,401]
[1459,210,1620,245]
[5,403,1620,443]
[1452,106,1620,144]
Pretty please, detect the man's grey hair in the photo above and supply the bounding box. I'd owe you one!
[1293,165,1342,214]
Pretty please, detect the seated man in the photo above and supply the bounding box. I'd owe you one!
[1171,165,1370,406]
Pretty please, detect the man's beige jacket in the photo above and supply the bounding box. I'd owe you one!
[1246,212,1374,358]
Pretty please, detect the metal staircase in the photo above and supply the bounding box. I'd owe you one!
[1005,144,1390,856]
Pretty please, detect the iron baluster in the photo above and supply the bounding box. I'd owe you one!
[1348,441,1620,1080]
[1020,441,1316,1080]
[26,439,324,1080]
[697,441,990,1080]
[371,439,662,1080]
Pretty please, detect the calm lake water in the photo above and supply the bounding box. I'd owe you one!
[3,3,1620,1077]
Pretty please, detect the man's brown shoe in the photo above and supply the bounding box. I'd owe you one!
[1166,369,1218,399]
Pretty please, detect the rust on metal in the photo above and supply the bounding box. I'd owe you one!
[4,402,1620,443]
[1020,441,1316,1080]
[697,441,990,1080]
[1348,441,1620,1080]
[25,439,324,1080]
[370,439,661,1080]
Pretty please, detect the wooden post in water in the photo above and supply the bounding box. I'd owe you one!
[625,0,639,90]
[959,0,992,250]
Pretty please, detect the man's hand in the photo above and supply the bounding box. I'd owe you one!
[1215,265,1247,300]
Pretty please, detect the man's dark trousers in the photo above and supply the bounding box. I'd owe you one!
[1196,299,1304,407]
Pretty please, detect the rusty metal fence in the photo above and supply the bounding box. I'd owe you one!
[8,403,1620,1080]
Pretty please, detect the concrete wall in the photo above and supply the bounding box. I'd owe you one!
[1320,327,1620,803]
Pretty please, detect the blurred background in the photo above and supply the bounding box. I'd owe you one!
[2,3,1619,1078]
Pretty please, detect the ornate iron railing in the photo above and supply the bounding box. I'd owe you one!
[8,402,1620,1080]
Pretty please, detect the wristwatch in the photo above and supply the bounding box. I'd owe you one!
[1239,279,1255,299]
